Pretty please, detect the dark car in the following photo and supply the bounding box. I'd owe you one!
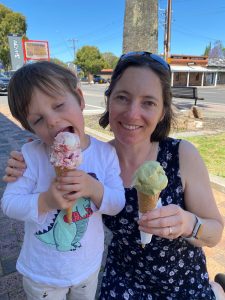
[0,73,10,94]
[93,75,107,84]
[3,70,16,79]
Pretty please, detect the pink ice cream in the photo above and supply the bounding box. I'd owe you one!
[50,132,82,169]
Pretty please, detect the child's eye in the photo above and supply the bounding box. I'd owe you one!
[33,117,43,125]
[55,103,64,109]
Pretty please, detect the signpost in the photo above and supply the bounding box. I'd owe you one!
[22,40,50,62]
[8,34,24,70]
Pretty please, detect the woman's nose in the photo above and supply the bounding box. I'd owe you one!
[126,101,141,118]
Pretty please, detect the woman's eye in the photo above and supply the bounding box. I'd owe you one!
[116,95,128,102]
[143,100,156,107]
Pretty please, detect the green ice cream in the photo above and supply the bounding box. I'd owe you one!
[133,161,168,196]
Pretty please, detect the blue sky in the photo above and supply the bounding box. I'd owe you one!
[1,0,225,62]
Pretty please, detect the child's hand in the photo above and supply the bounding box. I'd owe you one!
[56,170,104,208]
[39,179,76,214]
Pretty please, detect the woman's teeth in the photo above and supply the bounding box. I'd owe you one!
[122,124,140,130]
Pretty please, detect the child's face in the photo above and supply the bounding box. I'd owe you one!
[27,87,86,147]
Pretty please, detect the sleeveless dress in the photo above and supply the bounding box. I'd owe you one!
[99,137,216,300]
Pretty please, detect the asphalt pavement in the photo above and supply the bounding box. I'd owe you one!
[0,94,225,299]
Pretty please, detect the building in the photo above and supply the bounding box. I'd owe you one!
[99,55,225,87]
[170,54,225,87]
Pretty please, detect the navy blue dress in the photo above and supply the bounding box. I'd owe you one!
[99,138,215,300]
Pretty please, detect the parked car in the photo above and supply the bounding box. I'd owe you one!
[3,70,16,79]
[93,75,107,84]
[0,73,10,94]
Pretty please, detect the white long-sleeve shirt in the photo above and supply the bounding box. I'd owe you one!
[1,136,125,287]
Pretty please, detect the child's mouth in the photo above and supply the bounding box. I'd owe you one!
[56,126,74,136]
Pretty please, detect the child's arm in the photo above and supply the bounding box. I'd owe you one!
[57,145,125,215]
[2,175,43,222]
[98,146,125,215]
[1,141,69,222]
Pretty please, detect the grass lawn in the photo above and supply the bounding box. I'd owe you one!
[177,133,225,178]
[84,115,225,178]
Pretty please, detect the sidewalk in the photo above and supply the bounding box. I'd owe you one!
[0,107,225,299]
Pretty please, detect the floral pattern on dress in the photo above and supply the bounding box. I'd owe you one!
[99,138,216,300]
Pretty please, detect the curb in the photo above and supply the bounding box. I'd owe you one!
[85,126,112,142]
[210,175,225,194]
[85,126,225,194]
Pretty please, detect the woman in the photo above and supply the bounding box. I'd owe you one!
[3,52,224,299]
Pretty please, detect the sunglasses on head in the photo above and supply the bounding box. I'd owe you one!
[120,51,171,72]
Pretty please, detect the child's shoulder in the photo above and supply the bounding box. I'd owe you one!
[21,139,48,161]
[90,136,115,152]
[21,139,46,156]
[21,140,50,171]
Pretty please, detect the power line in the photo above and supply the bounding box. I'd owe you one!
[68,38,78,61]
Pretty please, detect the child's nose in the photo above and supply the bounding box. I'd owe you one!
[46,113,59,128]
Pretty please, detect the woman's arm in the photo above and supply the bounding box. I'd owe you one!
[138,140,224,248]
[3,151,26,182]
[179,140,224,247]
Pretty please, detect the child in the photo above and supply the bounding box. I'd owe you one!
[1,61,125,300]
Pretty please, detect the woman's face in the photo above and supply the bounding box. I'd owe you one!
[108,66,164,146]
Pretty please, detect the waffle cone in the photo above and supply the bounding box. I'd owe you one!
[137,191,159,213]
[54,166,73,224]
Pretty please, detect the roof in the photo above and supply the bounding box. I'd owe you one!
[208,58,225,67]
[170,65,225,72]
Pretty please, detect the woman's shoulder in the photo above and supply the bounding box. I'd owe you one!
[179,139,199,157]
[161,136,181,146]
[160,137,200,162]
[159,137,181,156]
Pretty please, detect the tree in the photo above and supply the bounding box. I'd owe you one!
[75,46,105,82]
[203,43,211,56]
[102,52,119,69]
[0,4,27,69]
[50,58,67,68]
[209,40,224,59]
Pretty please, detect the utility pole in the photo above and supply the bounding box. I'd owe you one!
[68,38,78,61]
[165,0,172,61]
[163,8,168,61]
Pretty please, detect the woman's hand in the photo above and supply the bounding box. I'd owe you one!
[3,151,26,183]
[56,170,104,208]
[138,204,196,240]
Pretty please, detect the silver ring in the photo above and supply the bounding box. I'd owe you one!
[169,226,173,235]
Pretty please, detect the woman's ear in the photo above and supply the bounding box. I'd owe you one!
[76,87,85,111]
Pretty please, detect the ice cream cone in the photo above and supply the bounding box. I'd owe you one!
[55,166,73,224]
[50,132,82,225]
[133,161,168,249]
[137,191,159,248]
[137,191,159,213]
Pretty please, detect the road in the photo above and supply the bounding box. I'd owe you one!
[197,86,225,105]
[1,84,225,116]
[81,83,225,114]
